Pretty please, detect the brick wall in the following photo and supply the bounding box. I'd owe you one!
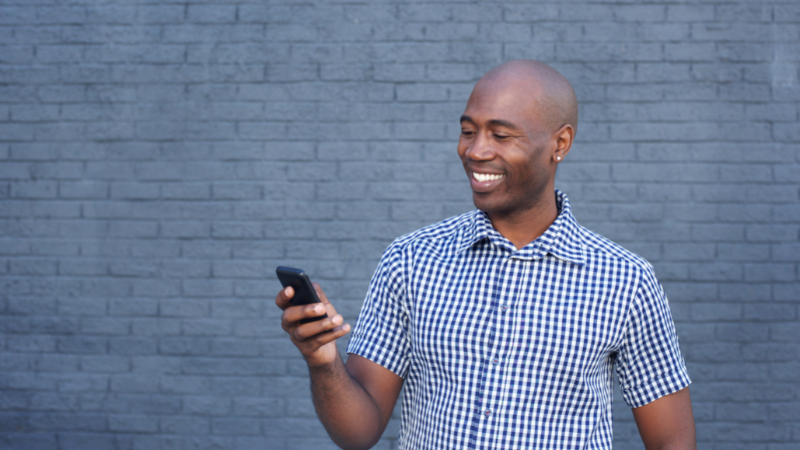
[1,1,798,449]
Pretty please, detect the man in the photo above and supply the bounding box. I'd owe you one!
[277,60,696,449]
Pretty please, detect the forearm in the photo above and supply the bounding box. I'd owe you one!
[309,354,385,450]
[276,285,397,449]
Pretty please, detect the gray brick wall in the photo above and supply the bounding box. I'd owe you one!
[1,1,798,449]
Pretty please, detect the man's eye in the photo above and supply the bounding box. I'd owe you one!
[494,134,509,139]
[461,130,474,136]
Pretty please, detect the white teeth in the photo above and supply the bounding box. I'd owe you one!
[473,172,504,182]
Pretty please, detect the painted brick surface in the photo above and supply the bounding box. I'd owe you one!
[1,1,799,449]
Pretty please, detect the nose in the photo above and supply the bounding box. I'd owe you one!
[464,132,495,161]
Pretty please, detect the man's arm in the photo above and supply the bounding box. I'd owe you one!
[631,387,696,450]
[277,285,404,450]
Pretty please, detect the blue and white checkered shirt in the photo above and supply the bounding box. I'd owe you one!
[347,190,690,449]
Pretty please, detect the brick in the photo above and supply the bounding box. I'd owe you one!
[690,263,743,281]
[0,433,57,449]
[131,318,181,336]
[81,318,128,335]
[234,397,283,417]
[612,5,665,22]
[720,283,771,302]
[9,181,57,198]
[743,344,800,363]
[158,337,210,356]
[746,225,799,242]
[686,343,740,363]
[667,5,714,21]
[716,323,770,343]
[774,284,800,302]
[80,356,129,373]
[182,358,286,376]
[212,417,261,435]
[57,336,107,354]
[719,204,772,223]
[717,244,770,262]
[209,339,259,357]
[719,83,772,102]
[211,377,261,396]
[181,319,231,336]
[161,417,209,435]
[30,393,78,411]
[745,264,796,282]
[692,303,742,321]
[6,335,56,352]
[692,224,744,242]
[663,243,715,261]
[109,337,156,355]
[638,183,691,202]
[183,396,232,415]
[717,4,772,22]
[109,414,158,433]
[9,258,57,275]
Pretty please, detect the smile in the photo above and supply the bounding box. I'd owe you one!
[473,172,505,182]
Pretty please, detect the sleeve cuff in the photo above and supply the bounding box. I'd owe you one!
[346,335,409,378]
[621,368,692,408]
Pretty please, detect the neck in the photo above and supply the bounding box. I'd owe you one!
[486,191,559,250]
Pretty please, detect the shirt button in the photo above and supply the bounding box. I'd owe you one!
[492,358,499,365]
[485,409,491,416]
[501,304,508,312]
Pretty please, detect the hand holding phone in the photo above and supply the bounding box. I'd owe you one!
[275,266,350,368]
[276,266,329,324]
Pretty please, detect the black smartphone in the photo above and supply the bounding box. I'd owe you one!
[276,266,328,324]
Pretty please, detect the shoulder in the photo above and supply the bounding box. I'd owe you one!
[370,211,477,288]
[383,210,477,257]
[577,224,657,283]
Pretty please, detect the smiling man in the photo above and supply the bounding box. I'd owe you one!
[277,60,696,450]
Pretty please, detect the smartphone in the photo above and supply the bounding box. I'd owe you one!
[276,266,328,324]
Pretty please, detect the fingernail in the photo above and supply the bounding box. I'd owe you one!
[332,315,342,325]
[314,304,324,314]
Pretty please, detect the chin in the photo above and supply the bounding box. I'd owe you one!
[472,194,505,214]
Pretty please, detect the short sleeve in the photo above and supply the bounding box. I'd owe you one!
[346,243,411,378]
[615,268,691,408]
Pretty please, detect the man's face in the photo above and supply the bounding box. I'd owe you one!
[457,80,556,219]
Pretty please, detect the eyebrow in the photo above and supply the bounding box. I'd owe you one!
[460,115,521,131]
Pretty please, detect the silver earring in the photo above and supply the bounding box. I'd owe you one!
[556,156,562,161]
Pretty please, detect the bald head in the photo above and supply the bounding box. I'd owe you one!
[472,60,578,134]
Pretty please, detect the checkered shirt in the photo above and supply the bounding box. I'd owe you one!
[347,190,691,449]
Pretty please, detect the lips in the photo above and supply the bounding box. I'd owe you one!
[473,172,504,182]
[470,171,505,192]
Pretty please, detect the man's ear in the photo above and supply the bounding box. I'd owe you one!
[552,124,575,163]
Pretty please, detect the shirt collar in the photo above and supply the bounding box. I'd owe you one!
[458,189,586,266]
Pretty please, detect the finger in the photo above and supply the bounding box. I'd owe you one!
[324,302,338,319]
[283,303,327,325]
[307,322,351,347]
[293,313,344,340]
[275,286,294,310]
[313,284,340,318]
[313,283,330,305]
